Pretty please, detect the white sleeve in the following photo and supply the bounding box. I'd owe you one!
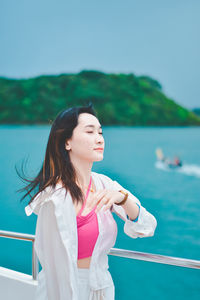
[34,200,78,300]
[99,173,157,239]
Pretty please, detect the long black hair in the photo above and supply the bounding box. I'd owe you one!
[16,102,97,206]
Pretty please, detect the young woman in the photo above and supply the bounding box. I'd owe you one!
[20,103,157,300]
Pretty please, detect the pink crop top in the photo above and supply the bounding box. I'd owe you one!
[76,176,99,259]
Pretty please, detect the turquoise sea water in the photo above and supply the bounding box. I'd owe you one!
[0,126,200,299]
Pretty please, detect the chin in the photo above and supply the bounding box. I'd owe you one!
[94,155,104,162]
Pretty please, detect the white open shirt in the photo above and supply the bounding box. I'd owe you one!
[25,171,157,300]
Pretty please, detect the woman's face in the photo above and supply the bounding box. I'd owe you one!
[65,113,105,162]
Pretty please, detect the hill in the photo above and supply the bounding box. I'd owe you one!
[0,70,200,126]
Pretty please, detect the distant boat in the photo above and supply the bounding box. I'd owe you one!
[155,148,183,169]
[155,148,200,178]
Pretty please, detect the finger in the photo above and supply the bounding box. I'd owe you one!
[95,196,110,213]
[103,197,116,211]
[103,201,112,211]
[93,189,108,205]
[93,190,113,211]
[94,189,113,201]
[95,191,114,211]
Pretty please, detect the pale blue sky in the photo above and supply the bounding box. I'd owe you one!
[0,0,200,109]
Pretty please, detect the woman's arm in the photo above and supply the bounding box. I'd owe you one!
[99,173,157,239]
[120,196,141,221]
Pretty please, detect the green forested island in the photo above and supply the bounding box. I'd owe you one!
[0,70,200,126]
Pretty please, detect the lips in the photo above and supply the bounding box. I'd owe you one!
[94,148,104,150]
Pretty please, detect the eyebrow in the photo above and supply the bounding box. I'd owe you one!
[84,125,102,129]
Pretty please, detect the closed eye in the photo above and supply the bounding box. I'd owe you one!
[86,131,103,135]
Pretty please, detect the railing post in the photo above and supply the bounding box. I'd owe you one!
[32,240,39,280]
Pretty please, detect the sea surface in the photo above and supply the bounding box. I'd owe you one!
[0,125,200,299]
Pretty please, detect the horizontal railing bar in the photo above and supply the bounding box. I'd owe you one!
[109,248,200,269]
[0,230,35,242]
[1,230,200,271]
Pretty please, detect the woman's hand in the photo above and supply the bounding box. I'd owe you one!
[94,189,125,213]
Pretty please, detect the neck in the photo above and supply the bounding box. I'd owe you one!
[70,155,93,190]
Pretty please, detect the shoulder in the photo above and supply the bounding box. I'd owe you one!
[92,171,112,180]
[92,171,115,187]
[24,184,66,216]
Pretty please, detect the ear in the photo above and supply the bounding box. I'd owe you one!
[65,141,71,151]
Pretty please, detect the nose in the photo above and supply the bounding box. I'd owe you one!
[96,133,104,144]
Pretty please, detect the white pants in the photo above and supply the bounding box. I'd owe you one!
[77,268,115,300]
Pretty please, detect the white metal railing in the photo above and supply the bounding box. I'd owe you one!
[0,230,200,282]
[0,230,38,280]
[109,248,200,269]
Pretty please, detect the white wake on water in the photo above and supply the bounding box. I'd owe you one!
[155,161,200,178]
